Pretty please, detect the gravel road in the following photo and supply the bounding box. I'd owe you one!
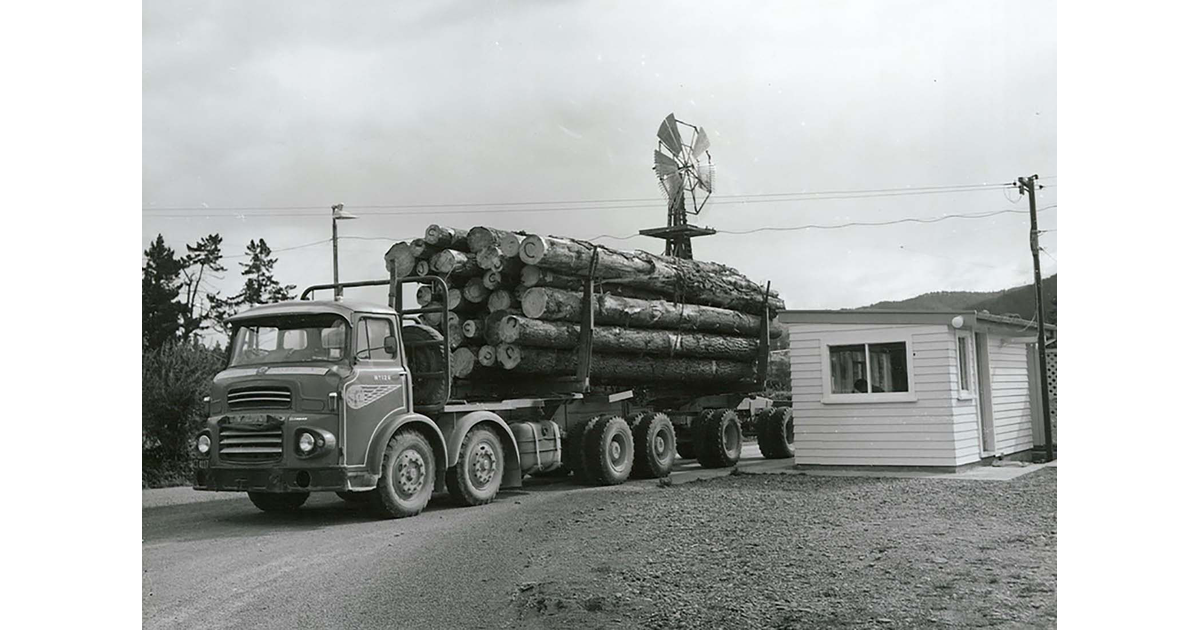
[144,465,1055,629]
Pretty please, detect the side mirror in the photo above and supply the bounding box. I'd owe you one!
[383,335,398,357]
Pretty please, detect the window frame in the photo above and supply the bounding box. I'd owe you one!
[353,314,402,365]
[955,332,975,400]
[819,330,918,404]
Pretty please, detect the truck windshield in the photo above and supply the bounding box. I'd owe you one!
[229,314,350,367]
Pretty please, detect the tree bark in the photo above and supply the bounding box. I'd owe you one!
[521,287,784,338]
[518,234,783,314]
[494,346,757,384]
[519,266,670,301]
[425,224,470,251]
[488,314,759,360]
[467,226,517,253]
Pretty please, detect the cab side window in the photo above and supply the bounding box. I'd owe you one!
[355,317,398,361]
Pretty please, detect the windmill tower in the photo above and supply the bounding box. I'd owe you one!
[639,113,716,259]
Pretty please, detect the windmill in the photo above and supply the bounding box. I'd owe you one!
[639,113,716,259]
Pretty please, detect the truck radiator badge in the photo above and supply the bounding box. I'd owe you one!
[344,384,400,410]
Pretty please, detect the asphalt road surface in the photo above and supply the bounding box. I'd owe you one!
[143,445,784,629]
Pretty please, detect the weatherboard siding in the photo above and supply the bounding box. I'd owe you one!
[986,336,1035,455]
[788,323,961,466]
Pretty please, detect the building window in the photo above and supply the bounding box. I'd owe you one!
[829,342,910,394]
[822,336,915,404]
[956,334,973,396]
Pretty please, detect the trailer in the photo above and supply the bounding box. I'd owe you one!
[192,269,794,518]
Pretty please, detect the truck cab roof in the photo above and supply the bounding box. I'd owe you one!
[227,299,394,323]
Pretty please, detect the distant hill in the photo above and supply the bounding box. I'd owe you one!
[861,275,1057,326]
[863,289,1006,312]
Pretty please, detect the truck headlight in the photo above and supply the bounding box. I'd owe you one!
[197,434,211,455]
[298,432,316,454]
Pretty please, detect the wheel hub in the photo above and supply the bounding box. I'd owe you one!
[395,449,427,497]
[654,434,666,456]
[471,443,497,487]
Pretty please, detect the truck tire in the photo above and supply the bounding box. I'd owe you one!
[567,416,604,482]
[447,425,505,506]
[757,407,795,459]
[370,430,436,518]
[583,416,634,486]
[697,409,742,469]
[336,491,371,504]
[632,412,676,479]
[248,491,308,513]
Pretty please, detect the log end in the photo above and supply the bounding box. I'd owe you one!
[478,345,497,367]
[496,343,521,370]
[521,287,548,319]
[519,265,541,287]
[499,232,523,258]
[518,234,548,265]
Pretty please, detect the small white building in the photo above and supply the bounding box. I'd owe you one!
[779,310,1054,469]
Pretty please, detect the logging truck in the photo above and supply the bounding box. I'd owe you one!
[193,270,794,517]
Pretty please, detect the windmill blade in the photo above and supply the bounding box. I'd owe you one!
[654,149,681,179]
[657,113,684,157]
[662,172,683,201]
[695,163,715,193]
[691,126,710,157]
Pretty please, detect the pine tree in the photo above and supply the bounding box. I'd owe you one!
[180,233,226,341]
[211,239,297,334]
[142,235,188,350]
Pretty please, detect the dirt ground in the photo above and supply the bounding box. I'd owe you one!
[508,469,1057,629]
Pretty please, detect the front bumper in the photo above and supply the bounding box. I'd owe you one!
[193,466,377,493]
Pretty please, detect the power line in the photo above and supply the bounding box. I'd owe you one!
[142,182,1018,218]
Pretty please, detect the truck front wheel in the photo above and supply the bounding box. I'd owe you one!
[248,491,308,513]
[448,425,505,506]
[370,430,436,518]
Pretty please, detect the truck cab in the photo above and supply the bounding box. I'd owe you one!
[194,298,465,517]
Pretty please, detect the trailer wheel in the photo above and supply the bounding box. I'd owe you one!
[583,416,634,486]
[370,430,436,518]
[336,491,371,504]
[447,425,505,506]
[697,409,742,469]
[757,408,795,459]
[567,416,605,481]
[632,413,676,479]
[248,492,308,513]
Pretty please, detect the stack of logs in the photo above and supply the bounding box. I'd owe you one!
[384,224,785,388]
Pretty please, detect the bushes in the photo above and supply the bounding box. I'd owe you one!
[143,342,225,487]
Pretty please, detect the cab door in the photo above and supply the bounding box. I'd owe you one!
[342,314,410,467]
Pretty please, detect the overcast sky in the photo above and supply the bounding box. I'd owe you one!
[142,0,1056,314]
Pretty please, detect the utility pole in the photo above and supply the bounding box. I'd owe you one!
[331,203,358,299]
[1019,175,1055,462]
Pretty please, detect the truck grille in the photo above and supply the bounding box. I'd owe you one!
[219,425,284,463]
[227,385,292,411]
